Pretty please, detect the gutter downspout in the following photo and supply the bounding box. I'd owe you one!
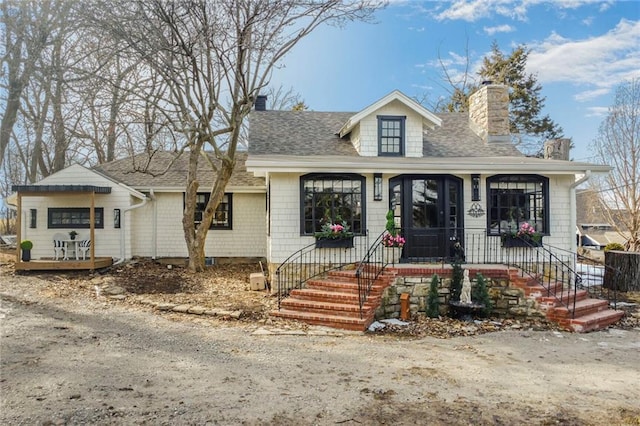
[570,170,592,254]
[113,194,149,266]
[149,189,157,260]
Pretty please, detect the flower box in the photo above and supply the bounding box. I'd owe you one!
[501,235,542,248]
[315,236,354,249]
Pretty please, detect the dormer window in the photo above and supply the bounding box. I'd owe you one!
[378,115,405,156]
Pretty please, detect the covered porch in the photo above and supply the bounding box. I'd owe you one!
[11,184,114,272]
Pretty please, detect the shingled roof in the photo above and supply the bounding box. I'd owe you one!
[248,110,522,158]
[94,151,264,190]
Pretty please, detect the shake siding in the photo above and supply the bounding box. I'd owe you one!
[547,175,573,250]
[268,173,393,264]
[356,100,424,157]
[132,192,267,258]
[19,165,133,260]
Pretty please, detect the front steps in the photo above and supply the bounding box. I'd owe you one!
[509,270,624,332]
[271,267,624,333]
[270,269,396,331]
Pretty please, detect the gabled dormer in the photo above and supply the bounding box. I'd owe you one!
[338,90,442,158]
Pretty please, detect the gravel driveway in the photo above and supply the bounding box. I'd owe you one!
[1,269,640,425]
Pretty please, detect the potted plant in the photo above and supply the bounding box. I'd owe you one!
[315,220,354,248]
[382,210,404,263]
[69,230,78,240]
[20,240,33,262]
[501,222,543,247]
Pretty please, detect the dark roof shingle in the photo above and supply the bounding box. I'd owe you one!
[94,151,264,190]
[248,110,523,158]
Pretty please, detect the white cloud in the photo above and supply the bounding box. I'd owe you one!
[582,16,594,26]
[433,0,613,22]
[483,24,515,35]
[586,106,609,117]
[527,19,640,101]
[574,88,610,102]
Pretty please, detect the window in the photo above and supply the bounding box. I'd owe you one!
[301,174,365,235]
[30,209,37,229]
[487,175,548,235]
[378,115,405,156]
[190,193,232,229]
[48,208,104,229]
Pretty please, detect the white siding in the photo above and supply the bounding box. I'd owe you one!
[267,172,392,264]
[267,172,576,264]
[355,100,424,157]
[18,165,136,260]
[131,192,267,259]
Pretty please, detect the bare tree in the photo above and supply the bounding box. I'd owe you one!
[592,79,640,251]
[0,0,70,168]
[92,0,381,272]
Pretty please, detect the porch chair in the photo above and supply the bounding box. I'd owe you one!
[53,233,67,260]
[77,237,91,260]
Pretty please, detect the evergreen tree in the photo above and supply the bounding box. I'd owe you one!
[439,41,564,155]
[426,275,440,318]
[450,261,464,302]
[479,42,564,148]
[471,273,492,317]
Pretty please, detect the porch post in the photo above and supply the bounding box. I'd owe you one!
[90,191,95,267]
[16,192,22,264]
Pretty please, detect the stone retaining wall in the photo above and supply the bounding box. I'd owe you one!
[376,268,544,320]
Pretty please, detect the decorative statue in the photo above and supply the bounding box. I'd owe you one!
[460,269,472,304]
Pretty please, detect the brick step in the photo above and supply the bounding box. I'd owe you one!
[549,298,609,319]
[306,279,386,295]
[567,309,625,333]
[270,309,372,331]
[289,288,375,304]
[327,270,396,284]
[538,289,589,305]
[280,298,368,318]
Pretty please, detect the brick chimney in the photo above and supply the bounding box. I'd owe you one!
[254,95,267,111]
[469,82,510,143]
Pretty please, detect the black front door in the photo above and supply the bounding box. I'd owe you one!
[390,175,463,260]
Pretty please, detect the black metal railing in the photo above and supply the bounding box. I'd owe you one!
[274,234,370,309]
[274,227,623,318]
[354,230,398,318]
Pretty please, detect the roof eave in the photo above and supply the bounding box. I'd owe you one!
[246,155,612,175]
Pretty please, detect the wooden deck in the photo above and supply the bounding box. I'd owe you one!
[15,257,113,271]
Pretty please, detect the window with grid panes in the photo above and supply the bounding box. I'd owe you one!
[190,193,232,229]
[487,175,548,235]
[48,208,104,228]
[378,115,405,156]
[300,174,365,235]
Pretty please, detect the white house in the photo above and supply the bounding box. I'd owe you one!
[246,83,610,274]
[11,84,610,274]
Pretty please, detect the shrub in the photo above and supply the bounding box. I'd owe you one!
[385,210,396,236]
[20,240,33,250]
[604,242,625,252]
[471,273,492,317]
[426,275,440,318]
[450,260,463,302]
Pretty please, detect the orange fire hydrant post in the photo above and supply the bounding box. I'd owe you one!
[400,293,410,320]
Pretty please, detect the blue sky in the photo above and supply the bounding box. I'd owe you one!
[269,0,640,163]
